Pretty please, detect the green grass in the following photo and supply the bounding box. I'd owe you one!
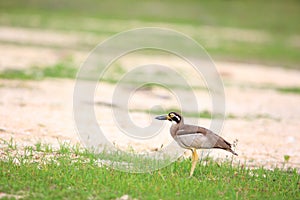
[131,108,213,119]
[276,87,300,95]
[3,60,299,99]
[0,0,299,68]
[0,140,299,199]
[0,61,206,90]
[0,0,299,35]
[0,61,78,80]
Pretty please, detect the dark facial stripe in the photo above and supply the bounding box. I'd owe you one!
[169,112,181,123]
[173,115,181,123]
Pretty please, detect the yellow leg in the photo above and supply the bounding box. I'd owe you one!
[189,148,199,177]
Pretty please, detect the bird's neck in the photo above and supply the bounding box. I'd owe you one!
[170,119,184,137]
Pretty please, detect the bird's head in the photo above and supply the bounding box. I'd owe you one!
[155,112,182,124]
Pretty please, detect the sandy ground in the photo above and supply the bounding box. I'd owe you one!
[1,26,300,171]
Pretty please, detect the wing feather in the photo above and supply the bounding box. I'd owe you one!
[174,125,234,151]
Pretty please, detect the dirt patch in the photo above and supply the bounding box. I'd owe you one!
[1,26,300,171]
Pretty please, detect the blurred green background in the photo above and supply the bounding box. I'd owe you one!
[0,0,299,68]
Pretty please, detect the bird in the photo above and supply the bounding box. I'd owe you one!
[155,111,238,176]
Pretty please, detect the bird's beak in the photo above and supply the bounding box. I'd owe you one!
[155,115,169,120]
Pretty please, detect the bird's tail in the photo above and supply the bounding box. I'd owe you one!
[214,138,238,156]
[227,148,238,156]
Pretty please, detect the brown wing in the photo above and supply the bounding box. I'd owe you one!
[176,125,238,155]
